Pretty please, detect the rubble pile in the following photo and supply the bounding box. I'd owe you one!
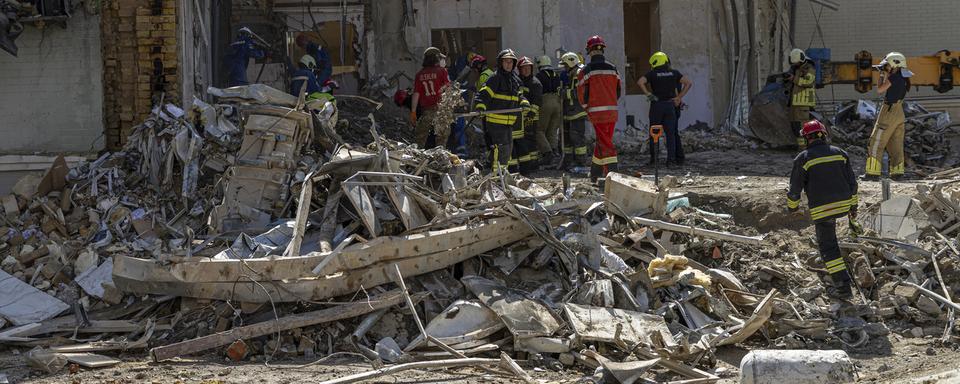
[4,84,960,383]
[832,100,958,170]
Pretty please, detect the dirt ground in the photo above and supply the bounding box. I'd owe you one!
[3,145,959,383]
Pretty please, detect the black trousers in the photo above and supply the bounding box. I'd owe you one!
[649,101,684,163]
[815,219,852,289]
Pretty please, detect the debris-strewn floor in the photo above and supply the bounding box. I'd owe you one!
[3,83,960,384]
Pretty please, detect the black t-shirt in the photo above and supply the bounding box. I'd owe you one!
[644,68,683,100]
[884,70,908,104]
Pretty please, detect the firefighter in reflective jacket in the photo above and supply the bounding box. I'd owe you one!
[787,120,859,300]
[517,56,543,174]
[476,49,530,173]
[577,35,622,182]
[559,52,588,169]
[536,55,563,164]
[786,48,816,148]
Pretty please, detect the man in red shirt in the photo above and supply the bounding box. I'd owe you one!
[410,47,451,148]
[577,35,622,182]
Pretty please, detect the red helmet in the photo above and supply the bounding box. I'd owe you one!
[470,55,487,69]
[518,56,534,68]
[586,35,606,51]
[800,119,827,138]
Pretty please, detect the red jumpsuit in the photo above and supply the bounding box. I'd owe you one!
[577,54,622,180]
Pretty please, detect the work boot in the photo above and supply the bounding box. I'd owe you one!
[891,174,905,181]
[860,174,880,182]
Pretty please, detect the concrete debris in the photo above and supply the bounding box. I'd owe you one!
[739,349,857,384]
[4,82,960,383]
[833,100,956,169]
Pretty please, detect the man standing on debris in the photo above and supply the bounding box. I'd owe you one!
[787,120,859,300]
[785,48,816,149]
[559,52,588,170]
[536,55,563,165]
[226,27,265,87]
[410,47,451,149]
[638,51,692,167]
[865,52,912,181]
[476,49,530,173]
[290,55,322,98]
[517,56,543,174]
[577,35,622,182]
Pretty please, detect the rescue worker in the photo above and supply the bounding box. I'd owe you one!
[226,27,265,87]
[786,48,816,148]
[787,120,859,300]
[536,55,563,164]
[517,56,543,174]
[638,51,692,167]
[410,47,451,149]
[865,52,912,181]
[476,49,529,173]
[290,55,322,98]
[577,35,622,182]
[559,52,588,170]
[295,34,332,86]
[476,56,495,92]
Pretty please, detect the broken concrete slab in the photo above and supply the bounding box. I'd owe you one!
[563,303,675,349]
[604,172,667,218]
[739,349,856,384]
[74,258,114,299]
[462,275,561,338]
[62,352,121,368]
[0,269,69,326]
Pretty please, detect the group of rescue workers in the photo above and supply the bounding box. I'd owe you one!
[405,35,698,183]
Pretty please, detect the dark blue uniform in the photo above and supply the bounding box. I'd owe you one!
[644,67,684,164]
[227,35,265,87]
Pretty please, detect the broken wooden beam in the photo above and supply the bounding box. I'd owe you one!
[149,289,406,361]
[316,358,503,384]
[626,216,764,246]
[283,175,313,257]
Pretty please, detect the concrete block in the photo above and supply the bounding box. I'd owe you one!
[740,350,856,384]
[893,283,921,303]
[916,295,942,316]
[604,172,667,219]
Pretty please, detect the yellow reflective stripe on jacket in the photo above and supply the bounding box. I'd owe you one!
[787,197,800,209]
[512,129,525,139]
[803,154,846,171]
[481,86,520,102]
[475,103,487,110]
[574,146,588,155]
[810,197,857,215]
[564,111,587,120]
[811,205,851,221]
[486,113,516,125]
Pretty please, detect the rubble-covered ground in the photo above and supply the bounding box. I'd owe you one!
[3,86,960,384]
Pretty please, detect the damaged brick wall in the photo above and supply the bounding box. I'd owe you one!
[101,0,180,151]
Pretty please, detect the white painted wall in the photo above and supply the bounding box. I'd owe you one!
[0,14,104,153]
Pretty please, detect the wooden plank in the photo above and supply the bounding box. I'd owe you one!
[627,216,764,246]
[112,217,529,285]
[149,289,405,361]
[114,223,534,302]
[283,176,313,257]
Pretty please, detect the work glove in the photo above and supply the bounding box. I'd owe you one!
[409,111,417,124]
[646,94,658,103]
[848,204,858,219]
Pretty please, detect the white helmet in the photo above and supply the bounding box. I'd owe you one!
[881,52,907,69]
[788,48,806,64]
[560,52,580,68]
[537,55,552,67]
[300,54,317,69]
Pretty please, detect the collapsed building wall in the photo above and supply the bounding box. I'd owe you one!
[0,13,103,154]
